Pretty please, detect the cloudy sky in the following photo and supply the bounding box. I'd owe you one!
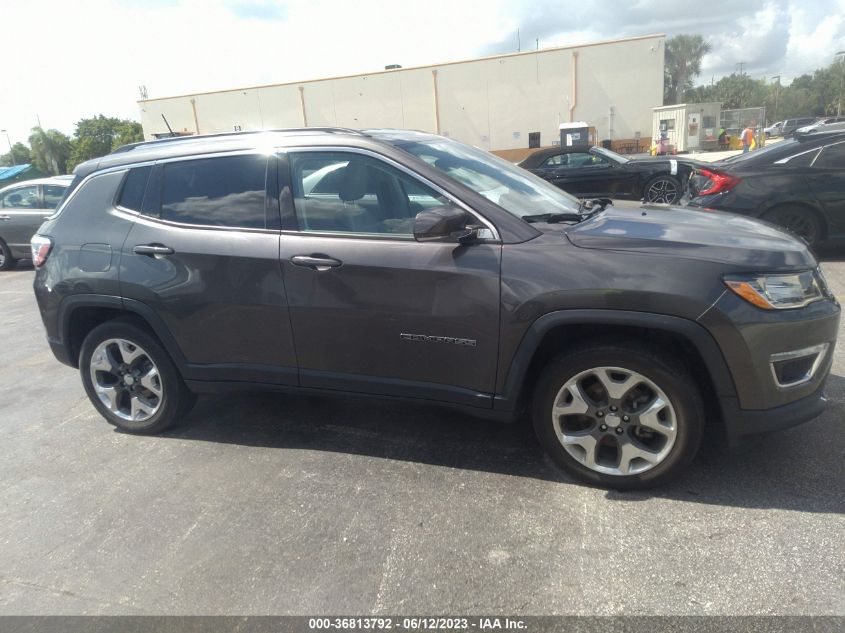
[0,0,842,147]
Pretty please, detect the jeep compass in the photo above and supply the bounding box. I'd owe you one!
[32,128,840,489]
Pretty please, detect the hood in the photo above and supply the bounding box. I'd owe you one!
[562,205,816,269]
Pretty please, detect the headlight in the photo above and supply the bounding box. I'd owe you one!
[724,270,825,310]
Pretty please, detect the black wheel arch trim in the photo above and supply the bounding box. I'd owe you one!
[57,294,189,371]
[493,309,738,412]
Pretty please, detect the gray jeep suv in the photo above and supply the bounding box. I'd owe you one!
[32,128,840,489]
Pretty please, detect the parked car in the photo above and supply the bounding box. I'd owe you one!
[795,119,845,135]
[0,175,72,270]
[688,131,845,247]
[764,121,784,138]
[781,117,819,138]
[518,145,704,204]
[33,129,839,489]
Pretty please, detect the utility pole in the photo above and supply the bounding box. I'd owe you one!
[536,38,539,51]
[736,61,745,75]
[771,75,780,121]
[517,28,520,52]
[0,130,15,165]
[836,51,845,116]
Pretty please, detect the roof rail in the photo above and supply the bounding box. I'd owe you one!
[111,127,367,154]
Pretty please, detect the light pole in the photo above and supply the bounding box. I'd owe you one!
[771,75,780,122]
[0,129,14,166]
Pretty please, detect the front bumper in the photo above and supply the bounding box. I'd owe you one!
[700,289,839,442]
[719,382,829,445]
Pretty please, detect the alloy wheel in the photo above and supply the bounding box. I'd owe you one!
[0,242,6,268]
[645,177,679,204]
[89,338,163,422]
[550,366,678,476]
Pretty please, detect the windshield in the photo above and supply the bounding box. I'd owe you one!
[592,146,630,164]
[393,138,582,218]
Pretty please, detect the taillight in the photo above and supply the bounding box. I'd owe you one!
[30,235,52,267]
[696,168,741,196]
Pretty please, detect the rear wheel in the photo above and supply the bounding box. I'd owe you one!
[0,238,17,271]
[80,318,195,434]
[533,342,704,489]
[643,175,682,204]
[763,206,822,248]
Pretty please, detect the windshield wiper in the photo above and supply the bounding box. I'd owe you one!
[521,212,585,224]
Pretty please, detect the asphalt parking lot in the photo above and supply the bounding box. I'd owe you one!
[0,253,843,616]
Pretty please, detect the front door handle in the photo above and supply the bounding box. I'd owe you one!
[133,244,175,257]
[291,254,342,271]
[0,215,10,220]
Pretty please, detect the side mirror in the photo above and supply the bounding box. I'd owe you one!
[413,205,477,243]
[583,198,612,210]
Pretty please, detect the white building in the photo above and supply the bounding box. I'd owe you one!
[138,34,665,154]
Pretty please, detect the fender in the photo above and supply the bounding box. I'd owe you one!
[493,309,737,413]
[58,294,189,371]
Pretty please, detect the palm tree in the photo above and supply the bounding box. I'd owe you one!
[29,127,72,175]
[664,35,712,105]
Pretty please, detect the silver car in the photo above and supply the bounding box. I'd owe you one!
[0,176,72,270]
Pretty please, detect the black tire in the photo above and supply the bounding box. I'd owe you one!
[79,317,195,434]
[0,237,17,271]
[643,174,682,204]
[532,341,704,490]
[762,205,823,248]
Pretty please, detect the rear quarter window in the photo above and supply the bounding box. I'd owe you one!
[117,166,152,212]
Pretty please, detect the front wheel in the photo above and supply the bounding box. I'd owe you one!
[533,343,704,489]
[643,175,682,204]
[80,318,195,434]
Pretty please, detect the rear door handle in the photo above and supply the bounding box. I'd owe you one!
[0,215,10,220]
[291,254,342,271]
[133,244,174,257]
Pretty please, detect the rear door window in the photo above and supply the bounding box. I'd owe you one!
[160,154,267,229]
[816,142,845,169]
[42,185,68,209]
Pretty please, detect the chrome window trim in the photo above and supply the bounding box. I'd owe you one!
[281,145,502,242]
[774,147,821,165]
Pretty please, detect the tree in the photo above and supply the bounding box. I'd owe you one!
[0,142,32,167]
[65,116,145,171]
[29,127,72,175]
[664,35,712,105]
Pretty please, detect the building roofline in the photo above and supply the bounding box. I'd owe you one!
[138,33,666,104]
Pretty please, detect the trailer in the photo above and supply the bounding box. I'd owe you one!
[652,102,722,153]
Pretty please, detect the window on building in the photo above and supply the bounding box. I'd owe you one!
[161,154,267,228]
[290,152,448,235]
[528,132,541,148]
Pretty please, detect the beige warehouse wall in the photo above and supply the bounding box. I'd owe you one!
[138,34,664,150]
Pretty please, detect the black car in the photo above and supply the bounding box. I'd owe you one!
[518,145,702,204]
[32,128,839,489]
[688,131,845,247]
